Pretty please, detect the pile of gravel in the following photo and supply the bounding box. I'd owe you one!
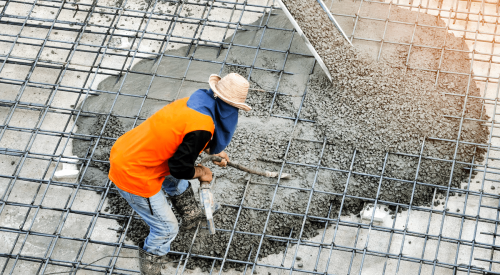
[284,0,487,198]
[284,0,486,157]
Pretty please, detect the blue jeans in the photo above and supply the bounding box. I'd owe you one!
[115,175,189,256]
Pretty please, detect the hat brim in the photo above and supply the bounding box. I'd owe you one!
[209,74,252,112]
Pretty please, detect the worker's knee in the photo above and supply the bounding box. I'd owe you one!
[150,224,178,243]
[150,217,178,237]
[168,219,179,236]
[160,209,179,236]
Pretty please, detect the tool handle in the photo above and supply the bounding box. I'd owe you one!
[201,155,292,179]
[200,181,211,189]
[203,156,263,175]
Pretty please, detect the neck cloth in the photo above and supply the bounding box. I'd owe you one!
[186,89,239,154]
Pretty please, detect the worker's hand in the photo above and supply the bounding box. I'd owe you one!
[213,151,229,167]
[194,164,213,183]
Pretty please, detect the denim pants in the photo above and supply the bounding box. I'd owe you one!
[115,175,189,256]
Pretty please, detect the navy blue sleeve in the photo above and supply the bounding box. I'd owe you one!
[168,130,212,179]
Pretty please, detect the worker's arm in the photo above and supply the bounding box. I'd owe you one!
[168,130,213,181]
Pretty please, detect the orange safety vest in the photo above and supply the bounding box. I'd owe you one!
[108,98,215,197]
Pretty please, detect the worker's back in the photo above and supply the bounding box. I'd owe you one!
[109,97,215,197]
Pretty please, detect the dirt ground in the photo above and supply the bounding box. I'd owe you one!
[72,0,488,271]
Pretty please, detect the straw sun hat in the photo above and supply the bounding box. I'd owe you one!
[209,73,252,111]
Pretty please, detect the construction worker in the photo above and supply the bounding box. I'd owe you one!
[108,73,251,274]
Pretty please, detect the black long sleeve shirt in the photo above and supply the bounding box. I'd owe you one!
[168,130,212,180]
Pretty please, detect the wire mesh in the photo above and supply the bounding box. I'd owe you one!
[1,0,500,274]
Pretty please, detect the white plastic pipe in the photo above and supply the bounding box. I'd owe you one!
[54,156,80,181]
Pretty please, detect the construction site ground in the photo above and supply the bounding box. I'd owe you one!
[2,0,500,274]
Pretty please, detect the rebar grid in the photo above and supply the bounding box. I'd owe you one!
[1,0,500,274]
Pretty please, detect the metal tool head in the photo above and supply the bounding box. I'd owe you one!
[199,177,216,235]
